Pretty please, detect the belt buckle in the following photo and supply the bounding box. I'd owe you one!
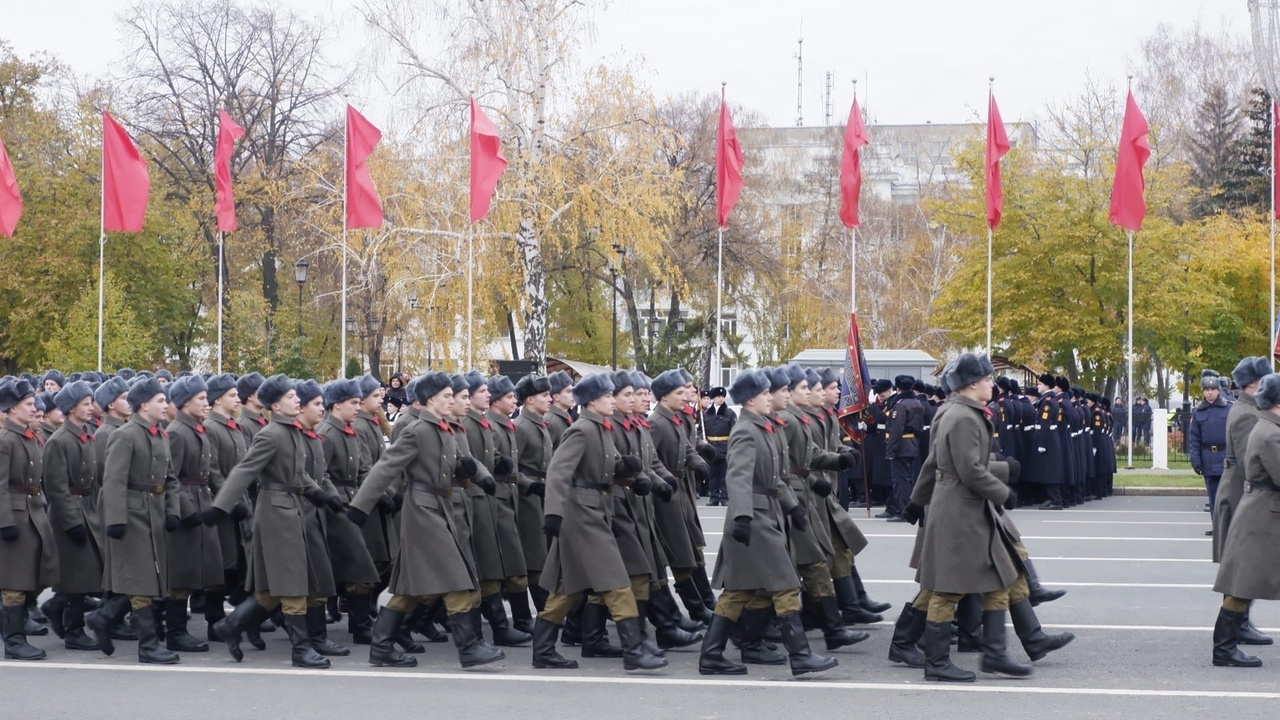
[27,487,39,496]
[153,484,164,494]
[444,487,453,499]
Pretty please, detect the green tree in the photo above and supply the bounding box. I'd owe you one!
[42,272,154,371]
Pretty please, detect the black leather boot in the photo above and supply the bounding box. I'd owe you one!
[851,567,892,613]
[307,605,350,656]
[955,595,983,653]
[481,592,531,646]
[978,609,1032,677]
[165,598,209,652]
[448,611,505,668]
[86,594,131,657]
[738,607,785,665]
[151,599,166,642]
[395,605,426,653]
[412,600,449,643]
[560,597,585,646]
[698,614,747,675]
[1009,600,1074,661]
[1024,560,1065,606]
[203,591,226,645]
[368,607,416,667]
[134,605,180,665]
[21,594,47,636]
[326,595,342,624]
[531,618,578,669]
[346,593,373,645]
[63,595,98,651]
[580,602,623,658]
[283,613,329,668]
[2,604,46,660]
[834,575,882,625]
[647,590,702,649]
[213,597,271,662]
[691,567,718,615]
[189,591,206,614]
[1213,608,1263,667]
[819,595,870,650]
[924,620,975,682]
[506,590,535,635]
[530,582,549,613]
[674,578,714,625]
[777,611,838,676]
[634,600,664,657]
[656,583,704,632]
[617,616,667,671]
[111,614,138,641]
[39,593,67,639]
[1240,602,1274,645]
[888,603,926,668]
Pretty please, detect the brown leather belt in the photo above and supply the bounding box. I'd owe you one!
[8,485,40,496]
[753,488,780,499]
[179,477,208,487]
[411,482,452,499]
[70,486,96,497]
[128,484,165,495]
[572,478,611,492]
[260,483,304,495]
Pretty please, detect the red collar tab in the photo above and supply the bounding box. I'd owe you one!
[539,421,548,429]
[773,415,786,426]
[292,420,303,430]
[342,425,357,436]
[438,420,451,433]
[764,423,775,433]
[195,424,206,434]
[799,415,811,425]
[635,415,651,429]
[671,415,681,426]
[507,420,515,431]
[621,418,633,431]
[304,428,319,439]
[23,429,34,440]
[147,426,158,437]
[479,417,491,430]
[256,416,267,426]
[226,419,239,430]
[682,405,694,415]
[78,433,89,444]
[602,419,614,431]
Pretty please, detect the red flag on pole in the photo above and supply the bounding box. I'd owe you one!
[214,110,245,233]
[102,112,150,233]
[839,99,869,229]
[1108,92,1151,232]
[836,312,873,439]
[0,134,21,238]
[985,92,1010,230]
[715,98,745,228]
[469,97,507,223]
[345,105,382,229]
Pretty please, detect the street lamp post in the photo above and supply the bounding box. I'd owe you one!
[610,242,625,370]
[293,259,309,338]
[345,316,357,375]
[368,314,380,378]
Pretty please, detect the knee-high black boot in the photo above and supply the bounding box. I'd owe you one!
[369,607,417,667]
[62,595,99,651]
[560,596,587,646]
[955,594,983,653]
[212,597,272,663]
[1008,600,1074,661]
[887,603,926,668]
[2,603,46,660]
[580,602,623,658]
[39,593,67,639]
[698,614,747,675]
[978,609,1032,677]
[85,594,131,657]
[506,590,535,635]
[531,618,578,669]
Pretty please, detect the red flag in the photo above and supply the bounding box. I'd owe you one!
[985,92,1010,230]
[0,134,20,238]
[102,112,150,233]
[715,98,745,228]
[469,97,507,223]
[1108,92,1150,232]
[839,99,869,229]
[1272,102,1279,220]
[214,109,245,233]
[836,312,873,439]
[345,105,382,229]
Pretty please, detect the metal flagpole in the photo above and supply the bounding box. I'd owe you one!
[1126,229,1134,469]
[98,127,106,373]
[340,105,349,379]
[714,226,724,385]
[850,227,857,313]
[986,227,993,354]
[467,225,474,369]
[1271,100,1276,369]
[217,231,224,374]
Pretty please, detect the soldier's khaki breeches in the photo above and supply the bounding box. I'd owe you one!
[926,588,1011,623]
[541,586,637,623]
[129,595,154,610]
[385,590,479,616]
[1009,541,1031,605]
[799,562,835,598]
[253,592,308,616]
[481,577,529,597]
[912,589,932,611]
[590,576,650,605]
[347,583,372,595]
[1223,595,1250,612]
[306,597,327,608]
[830,534,854,580]
[166,589,191,601]
[1,590,26,607]
[713,588,802,622]
[672,568,692,582]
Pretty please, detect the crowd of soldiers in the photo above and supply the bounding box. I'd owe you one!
[0,358,1081,681]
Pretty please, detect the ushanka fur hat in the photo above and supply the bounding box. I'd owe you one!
[950,353,994,390]
[729,369,771,405]
[572,372,615,406]
[1232,356,1271,390]
[1255,373,1280,410]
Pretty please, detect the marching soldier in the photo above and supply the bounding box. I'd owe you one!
[545,371,575,447]
[703,386,734,507]
[236,373,269,439]
[40,381,102,651]
[35,391,61,443]
[294,379,346,658]
[482,375,534,645]
[354,374,398,598]
[511,374,554,631]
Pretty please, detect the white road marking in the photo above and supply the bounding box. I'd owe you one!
[1032,556,1211,563]
[860,535,1211,542]
[8,662,1276,699]
[1043,521,1208,526]
[856,579,1213,589]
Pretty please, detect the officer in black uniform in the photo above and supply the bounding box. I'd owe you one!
[702,387,735,507]
[883,376,923,522]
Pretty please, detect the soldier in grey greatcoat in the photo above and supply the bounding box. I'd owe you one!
[545,371,576,448]
[510,374,554,631]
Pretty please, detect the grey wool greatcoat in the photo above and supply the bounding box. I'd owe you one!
[299,429,338,597]
[648,404,705,568]
[93,414,126,484]
[0,419,60,591]
[461,409,526,580]
[779,406,840,566]
[206,411,250,570]
[712,410,802,593]
[356,409,398,565]
[812,406,868,555]
[212,416,327,598]
[1214,411,1280,600]
[318,415,382,585]
[166,411,224,590]
[514,408,552,574]
[913,395,1020,594]
[545,406,573,449]
[101,415,179,597]
[608,416,665,579]
[350,410,478,597]
[446,417,479,570]
[539,410,630,596]
[1214,392,1260,563]
[43,419,104,594]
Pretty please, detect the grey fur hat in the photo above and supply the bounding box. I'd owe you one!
[951,353,994,390]
[1231,357,1271,389]
[610,370,635,394]
[168,375,207,411]
[651,369,683,401]
[572,372,615,407]
[413,372,453,404]
[236,372,265,402]
[1201,369,1220,390]
[729,369,771,405]
[817,367,839,387]
[257,374,295,407]
[486,375,516,400]
[0,379,34,413]
[548,370,574,395]
[94,376,128,411]
[357,374,381,399]
[765,367,790,393]
[323,378,362,408]
[515,375,550,403]
[676,368,693,384]
[1256,373,1280,410]
[125,377,165,412]
[631,371,651,390]
[42,370,66,389]
[784,363,807,390]
[54,380,93,414]
[295,379,323,406]
[463,370,487,395]
[34,391,56,414]
[448,374,470,396]
[206,373,238,404]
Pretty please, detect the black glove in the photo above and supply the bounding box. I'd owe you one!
[691,459,710,481]
[787,505,808,532]
[0,525,19,542]
[107,524,126,539]
[696,442,717,462]
[346,506,368,528]
[305,491,327,508]
[164,515,181,533]
[325,494,346,514]
[180,514,201,529]
[838,450,859,469]
[731,516,752,546]
[230,503,249,521]
[1192,465,1203,476]
[901,502,924,526]
[632,476,652,496]
[1006,458,1021,482]
[615,454,644,479]
[457,455,478,479]
[494,454,514,475]
[812,478,832,497]
[611,519,625,538]
[392,494,404,512]
[480,476,497,495]
[1003,489,1019,511]
[654,480,673,502]
[376,494,396,512]
[528,481,546,498]
[66,524,89,545]
[543,514,563,538]
[200,507,228,526]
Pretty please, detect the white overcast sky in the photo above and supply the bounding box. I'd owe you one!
[3,0,1254,127]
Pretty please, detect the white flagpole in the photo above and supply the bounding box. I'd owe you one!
[1271,100,1276,369]
[217,231,224,374]
[467,225,474,369]
[850,226,857,313]
[714,225,724,385]
[1126,229,1134,469]
[98,124,106,374]
[986,226,993,355]
[340,105,349,379]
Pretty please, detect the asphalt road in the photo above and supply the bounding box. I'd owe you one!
[6,495,1277,720]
